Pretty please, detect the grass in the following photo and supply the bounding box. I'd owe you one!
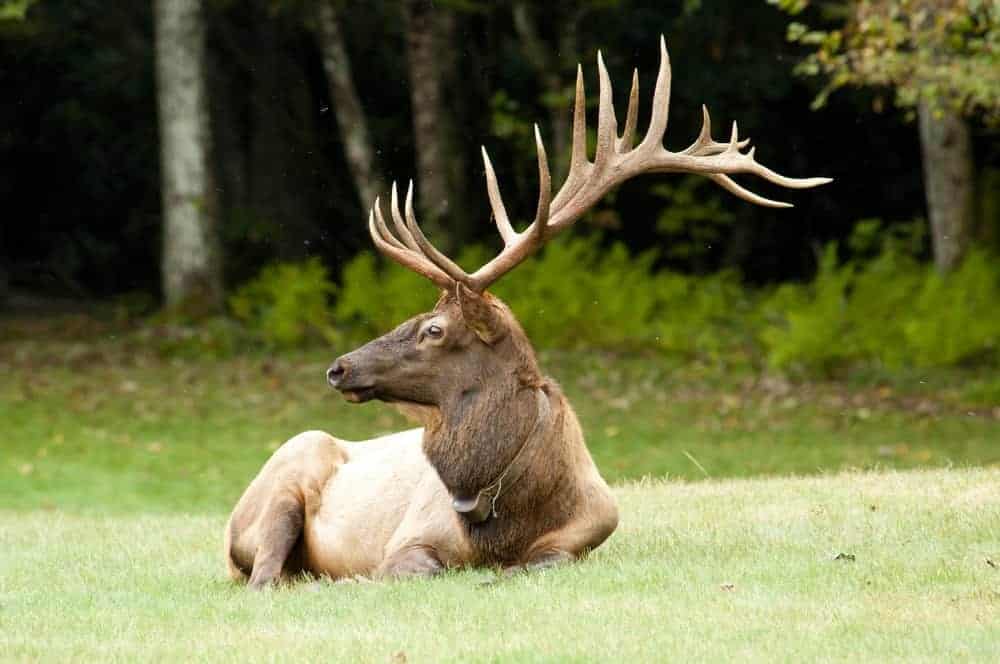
[2,320,1000,660]
[2,469,999,661]
[2,329,999,513]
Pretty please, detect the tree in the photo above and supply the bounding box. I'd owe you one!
[0,0,36,303]
[154,0,222,310]
[403,0,468,250]
[313,0,383,211]
[510,2,579,184]
[771,0,999,271]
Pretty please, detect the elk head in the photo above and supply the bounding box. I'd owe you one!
[327,282,541,407]
[328,38,831,408]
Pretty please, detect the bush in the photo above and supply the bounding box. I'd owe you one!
[760,221,1000,373]
[903,251,1000,367]
[333,251,440,344]
[231,228,1000,373]
[229,257,337,348]
[492,239,665,349]
[760,245,858,373]
[335,235,751,361]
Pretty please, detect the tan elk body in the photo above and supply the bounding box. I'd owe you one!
[225,38,830,588]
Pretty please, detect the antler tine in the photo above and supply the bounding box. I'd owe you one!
[616,69,639,154]
[467,124,551,292]
[726,121,740,153]
[372,195,407,251]
[402,181,471,284]
[482,147,517,246]
[551,65,592,213]
[570,64,588,171]
[594,50,617,170]
[389,181,421,251]
[682,106,749,156]
[637,35,672,153]
[367,204,454,290]
[706,173,792,209]
[532,123,552,229]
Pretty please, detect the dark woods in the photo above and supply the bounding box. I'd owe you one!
[0,0,996,303]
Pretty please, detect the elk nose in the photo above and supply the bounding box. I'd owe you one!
[326,359,347,388]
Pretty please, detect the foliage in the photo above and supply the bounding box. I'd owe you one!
[334,236,751,360]
[324,228,1000,372]
[333,251,438,341]
[492,239,667,350]
[652,176,735,262]
[760,245,856,372]
[903,250,1000,366]
[770,0,1000,121]
[761,220,1000,372]
[0,0,33,21]
[5,0,961,300]
[229,258,337,348]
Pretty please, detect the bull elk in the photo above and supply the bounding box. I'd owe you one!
[225,38,830,588]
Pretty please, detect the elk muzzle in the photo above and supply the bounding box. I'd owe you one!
[326,355,377,403]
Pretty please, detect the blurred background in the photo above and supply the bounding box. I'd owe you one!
[1,0,998,511]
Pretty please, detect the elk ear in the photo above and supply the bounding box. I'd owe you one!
[457,283,506,345]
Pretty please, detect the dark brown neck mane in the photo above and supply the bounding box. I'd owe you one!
[418,348,581,560]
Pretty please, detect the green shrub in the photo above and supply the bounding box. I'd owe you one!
[760,245,855,373]
[652,269,757,364]
[324,226,1000,373]
[842,244,925,367]
[760,219,1000,372]
[492,239,665,349]
[903,251,1000,367]
[335,236,751,361]
[229,257,337,348]
[652,176,735,262]
[333,251,439,344]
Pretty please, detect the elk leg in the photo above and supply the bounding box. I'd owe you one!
[503,549,574,576]
[476,550,574,587]
[247,494,304,590]
[377,545,444,580]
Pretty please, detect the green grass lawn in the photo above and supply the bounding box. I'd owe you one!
[2,331,999,512]
[2,469,998,662]
[2,326,1000,660]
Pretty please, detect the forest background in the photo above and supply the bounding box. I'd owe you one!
[1,0,998,375]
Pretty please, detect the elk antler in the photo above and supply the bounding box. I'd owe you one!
[368,37,832,293]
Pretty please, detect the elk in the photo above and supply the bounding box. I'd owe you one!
[225,38,830,588]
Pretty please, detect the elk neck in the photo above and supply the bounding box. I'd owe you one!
[421,367,569,524]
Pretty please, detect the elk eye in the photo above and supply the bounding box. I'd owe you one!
[426,324,443,338]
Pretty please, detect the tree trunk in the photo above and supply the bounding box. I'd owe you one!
[977,167,1000,253]
[314,0,383,210]
[154,0,221,311]
[512,2,575,184]
[404,0,464,250]
[245,18,317,261]
[917,100,974,272]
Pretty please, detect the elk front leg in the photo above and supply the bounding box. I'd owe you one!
[501,549,575,577]
[246,493,305,590]
[376,544,445,580]
[505,488,618,577]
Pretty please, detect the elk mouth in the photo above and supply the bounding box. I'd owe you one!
[340,386,377,403]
